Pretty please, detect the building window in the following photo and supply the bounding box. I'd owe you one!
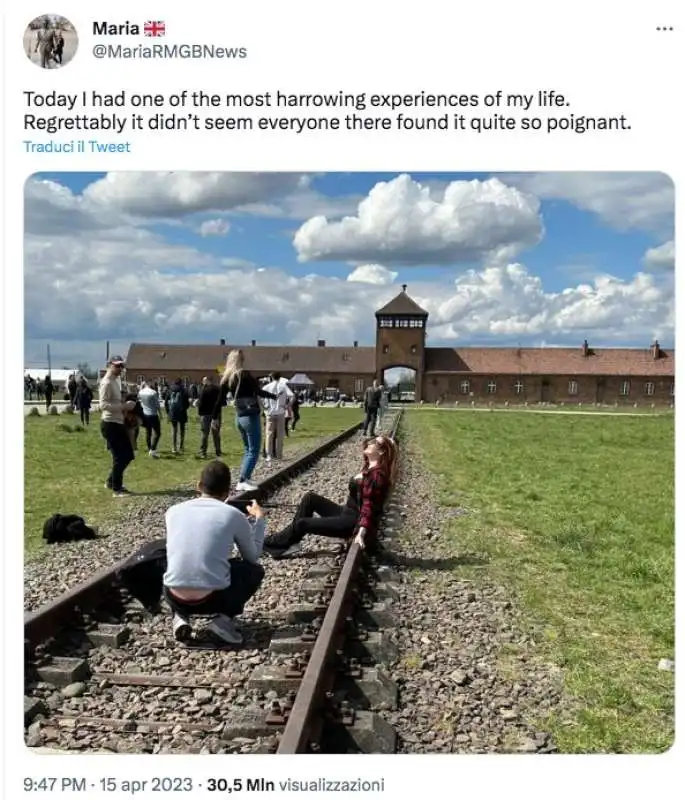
[670,383,675,396]
[282,352,290,362]
[644,382,655,396]
[410,345,417,355]
[342,352,351,362]
[514,380,524,394]
[568,380,578,396]
[409,319,423,328]
[354,378,364,393]
[620,380,630,396]
[382,345,389,354]
[158,375,166,385]
[136,375,145,384]
[379,317,394,328]
[487,380,497,394]
[328,379,339,388]
[460,380,470,394]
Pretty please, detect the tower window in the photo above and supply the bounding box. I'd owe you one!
[410,345,417,354]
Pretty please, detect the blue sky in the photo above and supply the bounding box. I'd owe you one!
[24,171,674,368]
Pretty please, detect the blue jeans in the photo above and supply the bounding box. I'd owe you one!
[236,413,262,481]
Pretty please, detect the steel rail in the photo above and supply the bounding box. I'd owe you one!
[277,412,402,753]
[24,419,364,648]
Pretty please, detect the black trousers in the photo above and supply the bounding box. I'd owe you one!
[80,407,90,425]
[164,560,265,619]
[271,491,358,548]
[101,421,134,491]
[200,415,221,456]
[171,420,186,451]
[142,414,161,450]
[363,408,379,436]
[286,410,300,435]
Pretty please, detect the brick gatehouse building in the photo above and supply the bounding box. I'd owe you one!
[125,286,675,406]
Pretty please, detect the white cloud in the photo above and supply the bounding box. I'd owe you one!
[83,172,309,217]
[643,240,675,271]
[23,174,674,366]
[59,171,361,223]
[504,172,674,235]
[347,264,398,285]
[293,175,543,266]
[199,218,231,236]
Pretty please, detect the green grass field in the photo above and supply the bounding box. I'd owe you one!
[24,407,361,556]
[408,410,675,753]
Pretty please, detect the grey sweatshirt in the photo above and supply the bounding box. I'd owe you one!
[163,497,266,591]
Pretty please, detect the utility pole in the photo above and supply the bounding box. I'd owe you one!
[47,343,52,376]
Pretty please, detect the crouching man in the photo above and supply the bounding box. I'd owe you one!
[163,460,266,645]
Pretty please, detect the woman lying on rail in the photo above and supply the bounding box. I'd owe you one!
[262,433,398,559]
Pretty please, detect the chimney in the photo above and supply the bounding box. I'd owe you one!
[651,340,661,360]
[317,339,326,347]
[353,340,358,348]
[220,338,226,346]
[581,339,589,356]
[402,284,407,292]
[251,339,256,347]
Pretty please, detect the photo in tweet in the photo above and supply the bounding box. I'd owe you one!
[22,170,675,757]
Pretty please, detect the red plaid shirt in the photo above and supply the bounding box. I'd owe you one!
[356,466,389,537]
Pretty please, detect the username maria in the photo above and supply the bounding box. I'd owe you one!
[279,778,384,792]
[93,22,148,35]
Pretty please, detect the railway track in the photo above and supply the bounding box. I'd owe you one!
[24,414,403,754]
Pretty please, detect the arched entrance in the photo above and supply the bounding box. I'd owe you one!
[382,366,417,402]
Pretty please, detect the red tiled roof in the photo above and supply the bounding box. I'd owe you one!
[127,342,675,378]
[126,343,376,375]
[424,346,675,377]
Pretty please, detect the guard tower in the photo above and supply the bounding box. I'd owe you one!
[375,285,429,401]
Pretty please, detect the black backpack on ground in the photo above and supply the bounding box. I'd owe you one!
[42,514,97,544]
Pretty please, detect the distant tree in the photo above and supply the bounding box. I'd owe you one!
[76,362,97,378]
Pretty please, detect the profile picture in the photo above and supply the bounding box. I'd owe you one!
[24,14,77,70]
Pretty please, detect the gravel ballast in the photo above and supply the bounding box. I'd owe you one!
[378,429,566,753]
[25,434,375,753]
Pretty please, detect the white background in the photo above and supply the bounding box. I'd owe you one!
[2,1,682,798]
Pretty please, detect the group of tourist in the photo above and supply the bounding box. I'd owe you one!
[97,350,324,497]
[96,349,398,646]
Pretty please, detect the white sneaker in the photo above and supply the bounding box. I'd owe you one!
[149,450,160,458]
[172,613,192,642]
[235,481,258,492]
[265,455,271,463]
[206,615,243,645]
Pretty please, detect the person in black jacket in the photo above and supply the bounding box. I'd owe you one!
[218,350,276,492]
[363,379,383,436]
[168,378,190,454]
[74,377,94,425]
[43,374,54,411]
[197,376,222,458]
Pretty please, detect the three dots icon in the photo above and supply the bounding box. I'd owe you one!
[655,26,674,31]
